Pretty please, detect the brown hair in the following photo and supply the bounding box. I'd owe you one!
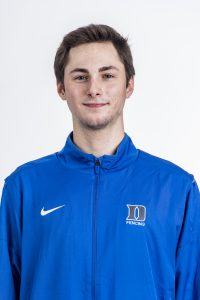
[54,23,135,88]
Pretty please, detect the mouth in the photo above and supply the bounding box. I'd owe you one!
[83,103,109,108]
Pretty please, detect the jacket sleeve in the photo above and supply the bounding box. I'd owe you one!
[0,178,21,299]
[175,177,200,299]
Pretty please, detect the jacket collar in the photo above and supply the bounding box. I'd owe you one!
[57,131,139,171]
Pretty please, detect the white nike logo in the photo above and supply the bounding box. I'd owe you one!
[40,205,65,216]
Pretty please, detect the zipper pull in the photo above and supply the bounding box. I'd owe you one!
[95,159,100,166]
[94,158,100,174]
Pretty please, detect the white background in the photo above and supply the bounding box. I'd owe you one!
[0,0,200,194]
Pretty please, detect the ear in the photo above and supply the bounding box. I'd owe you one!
[126,77,134,99]
[57,81,66,101]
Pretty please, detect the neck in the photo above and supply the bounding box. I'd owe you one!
[72,125,125,158]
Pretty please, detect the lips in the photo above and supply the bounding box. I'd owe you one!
[83,103,108,108]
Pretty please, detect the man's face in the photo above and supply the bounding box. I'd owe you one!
[57,41,134,131]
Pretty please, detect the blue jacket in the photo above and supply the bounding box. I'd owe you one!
[0,131,200,300]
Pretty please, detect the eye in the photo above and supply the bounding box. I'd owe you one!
[74,75,88,81]
[103,74,114,79]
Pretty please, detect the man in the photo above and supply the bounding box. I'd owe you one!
[0,24,199,300]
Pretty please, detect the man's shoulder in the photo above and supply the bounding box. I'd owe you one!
[4,152,58,183]
[137,148,194,183]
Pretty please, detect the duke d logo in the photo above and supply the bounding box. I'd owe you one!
[126,204,146,226]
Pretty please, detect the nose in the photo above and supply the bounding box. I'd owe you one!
[87,77,102,98]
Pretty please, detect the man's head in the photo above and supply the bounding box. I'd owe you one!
[54,24,135,89]
[54,24,135,131]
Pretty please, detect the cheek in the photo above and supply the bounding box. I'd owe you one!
[107,83,126,100]
[64,79,84,99]
[65,89,81,101]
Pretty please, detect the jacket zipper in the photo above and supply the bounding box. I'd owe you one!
[92,158,100,300]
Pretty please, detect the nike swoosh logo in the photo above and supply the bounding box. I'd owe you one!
[40,204,65,216]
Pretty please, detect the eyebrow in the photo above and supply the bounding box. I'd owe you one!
[69,65,119,74]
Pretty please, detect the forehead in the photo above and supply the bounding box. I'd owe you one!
[66,42,123,70]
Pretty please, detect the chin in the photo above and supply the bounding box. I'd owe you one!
[81,119,111,130]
